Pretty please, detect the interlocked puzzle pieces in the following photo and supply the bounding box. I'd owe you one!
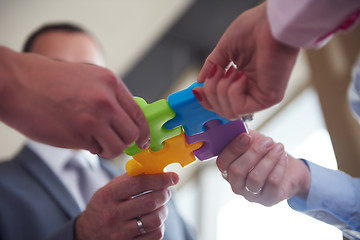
[125,132,203,176]
[125,82,248,176]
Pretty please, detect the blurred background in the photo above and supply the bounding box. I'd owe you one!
[1,0,360,239]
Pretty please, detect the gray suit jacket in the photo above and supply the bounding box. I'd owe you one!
[0,146,195,240]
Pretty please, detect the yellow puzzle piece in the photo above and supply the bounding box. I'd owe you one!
[126,132,203,176]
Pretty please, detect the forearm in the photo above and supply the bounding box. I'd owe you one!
[267,0,360,48]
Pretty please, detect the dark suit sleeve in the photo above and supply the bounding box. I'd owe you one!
[46,218,77,240]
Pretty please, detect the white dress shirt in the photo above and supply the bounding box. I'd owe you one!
[26,140,111,210]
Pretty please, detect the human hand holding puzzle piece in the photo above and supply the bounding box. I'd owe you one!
[125,82,248,176]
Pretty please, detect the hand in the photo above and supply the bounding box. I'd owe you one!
[0,47,150,158]
[195,2,299,119]
[75,172,179,240]
[216,130,311,207]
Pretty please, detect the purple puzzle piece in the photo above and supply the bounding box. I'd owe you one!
[185,119,248,161]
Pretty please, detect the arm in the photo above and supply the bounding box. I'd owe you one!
[0,46,150,158]
[267,0,360,48]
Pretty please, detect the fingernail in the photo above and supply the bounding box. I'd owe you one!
[238,133,251,147]
[263,138,273,148]
[192,89,203,102]
[281,153,288,164]
[170,174,179,185]
[224,66,235,78]
[273,143,284,152]
[208,64,218,78]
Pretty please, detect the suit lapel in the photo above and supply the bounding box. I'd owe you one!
[15,146,82,219]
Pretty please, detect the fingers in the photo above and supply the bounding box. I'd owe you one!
[95,124,126,159]
[82,173,176,240]
[192,86,213,111]
[201,64,225,116]
[198,48,230,84]
[87,136,103,155]
[136,205,167,238]
[194,63,253,120]
[82,73,149,158]
[122,204,168,239]
[216,66,241,118]
[134,222,165,240]
[119,189,171,220]
[226,136,274,193]
[227,72,251,117]
[216,133,252,175]
[258,152,288,206]
[92,100,136,158]
[218,130,291,206]
[109,173,179,201]
[198,59,214,84]
[245,143,286,196]
[115,79,150,150]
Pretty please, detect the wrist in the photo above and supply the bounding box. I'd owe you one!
[295,158,311,200]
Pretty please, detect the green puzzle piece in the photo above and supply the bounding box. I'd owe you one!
[124,97,182,156]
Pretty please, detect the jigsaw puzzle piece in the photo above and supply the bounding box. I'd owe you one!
[124,97,182,156]
[126,132,203,176]
[164,82,230,136]
[185,119,248,160]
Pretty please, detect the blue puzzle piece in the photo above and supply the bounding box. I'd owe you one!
[164,82,231,135]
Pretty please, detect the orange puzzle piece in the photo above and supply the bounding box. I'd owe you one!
[126,132,203,176]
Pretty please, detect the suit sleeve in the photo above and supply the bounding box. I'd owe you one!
[267,0,360,48]
[45,218,77,240]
